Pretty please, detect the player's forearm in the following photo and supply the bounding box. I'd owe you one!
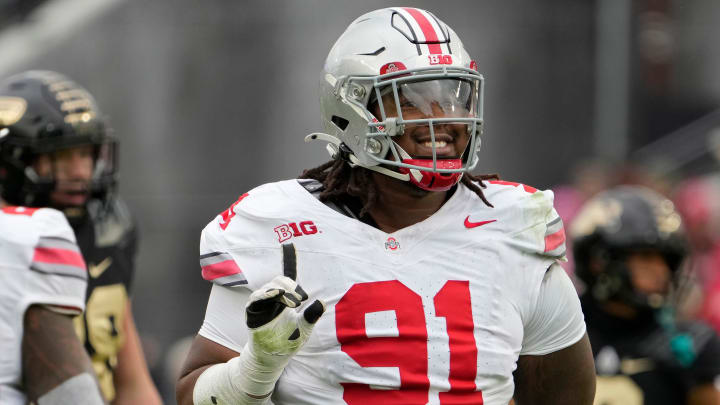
[191,354,275,405]
[112,375,162,405]
[178,359,273,405]
[177,365,215,405]
[22,305,107,404]
[112,304,162,404]
[177,335,241,405]
[112,363,163,405]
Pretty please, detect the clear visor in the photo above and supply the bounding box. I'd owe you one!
[371,78,478,121]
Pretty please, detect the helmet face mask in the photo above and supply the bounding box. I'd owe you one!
[0,71,117,211]
[315,7,484,191]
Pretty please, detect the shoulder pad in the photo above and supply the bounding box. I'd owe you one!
[199,183,293,288]
[1,206,86,279]
[1,206,77,244]
[209,180,304,232]
[482,180,566,259]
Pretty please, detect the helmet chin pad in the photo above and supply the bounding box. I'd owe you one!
[398,158,463,192]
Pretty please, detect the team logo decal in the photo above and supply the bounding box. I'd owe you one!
[380,61,407,75]
[275,221,319,243]
[385,236,400,250]
[0,97,27,126]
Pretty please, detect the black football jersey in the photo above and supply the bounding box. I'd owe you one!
[72,198,137,401]
[582,296,720,405]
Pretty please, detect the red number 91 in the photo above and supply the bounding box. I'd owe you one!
[335,280,484,404]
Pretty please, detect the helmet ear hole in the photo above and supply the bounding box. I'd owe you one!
[331,116,349,131]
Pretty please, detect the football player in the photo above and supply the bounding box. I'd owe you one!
[177,7,595,405]
[0,71,162,404]
[0,92,104,404]
[571,185,720,404]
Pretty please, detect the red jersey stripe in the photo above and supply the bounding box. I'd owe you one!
[403,8,442,54]
[544,227,566,253]
[46,304,84,315]
[2,206,40,216]
[32,247,86,268]
[201,259,242,281]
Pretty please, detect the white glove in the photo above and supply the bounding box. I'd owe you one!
[244,275,325,368]
[234,243,324,397]
[193,243,325,405]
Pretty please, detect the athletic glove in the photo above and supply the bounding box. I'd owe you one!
[193,243,325,405]
[233,243,324,398]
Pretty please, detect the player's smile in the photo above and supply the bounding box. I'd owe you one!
[407,125,469,159]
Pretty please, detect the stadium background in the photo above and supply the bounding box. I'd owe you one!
[1,0,719,402]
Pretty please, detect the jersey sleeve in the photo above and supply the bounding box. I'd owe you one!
[23,208,88,315]
[198,192,284,291]
[197,284,251,353]
[541,197,567,259]
[518,188,566,260]
[520,263,586,355]
[485,181,567,261]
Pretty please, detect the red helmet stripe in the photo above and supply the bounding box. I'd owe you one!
[403,8,442,54]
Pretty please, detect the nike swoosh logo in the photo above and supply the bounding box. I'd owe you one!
[464,216,496,229]
[89,257,113,279]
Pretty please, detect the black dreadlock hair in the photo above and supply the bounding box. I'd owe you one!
[299,158,499,217]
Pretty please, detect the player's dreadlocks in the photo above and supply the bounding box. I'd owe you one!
[300,158,498,217]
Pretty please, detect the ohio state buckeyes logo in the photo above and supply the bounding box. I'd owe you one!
[380,61,407,75]
[274,221,319,242]
[385,236,400,250]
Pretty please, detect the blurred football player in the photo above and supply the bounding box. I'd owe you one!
[0,86,104,404]
[571,185,720,404]
[0,71,162,404]
[177,7,595,405]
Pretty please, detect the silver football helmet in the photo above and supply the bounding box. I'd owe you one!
[307,7,484,191]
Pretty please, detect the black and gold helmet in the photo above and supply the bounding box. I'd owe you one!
[0,70,116,208]
[570,185,687,309]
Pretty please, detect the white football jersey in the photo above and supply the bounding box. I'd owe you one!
[198,179,585,405]
[0,206,87,404]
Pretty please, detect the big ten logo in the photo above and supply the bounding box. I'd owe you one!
[274,221,319,242]
[428,54,453,65]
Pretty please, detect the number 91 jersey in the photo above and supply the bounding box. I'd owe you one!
[198,179,586,405]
